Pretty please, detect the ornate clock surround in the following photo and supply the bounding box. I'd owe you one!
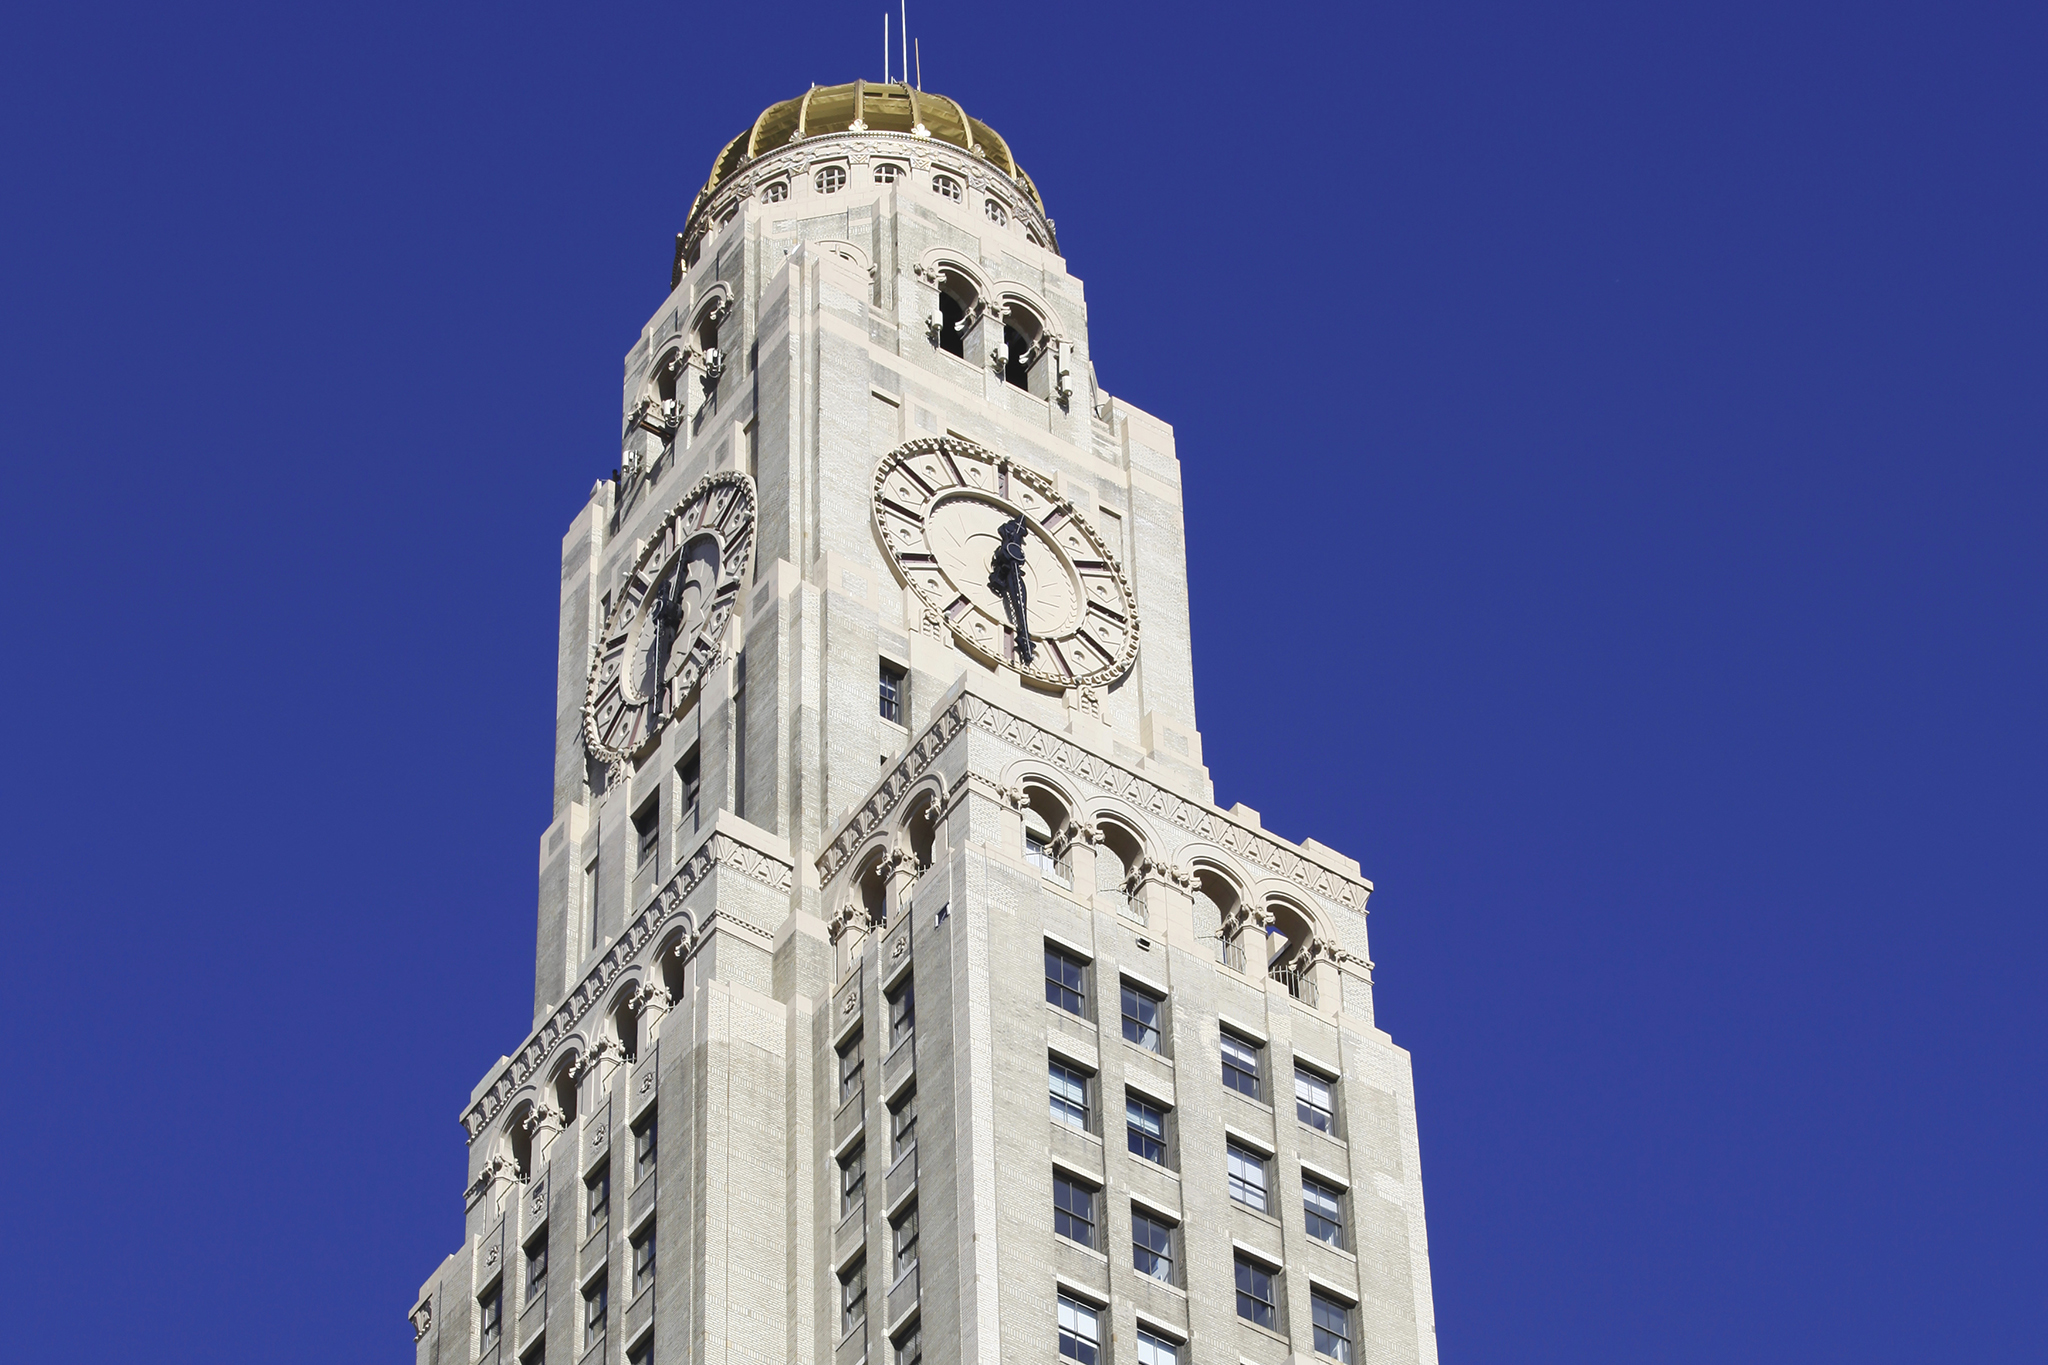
[871,436,1140,692]
[582,471,757,777]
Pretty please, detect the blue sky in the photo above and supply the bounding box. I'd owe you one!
[2,2,2041,1361]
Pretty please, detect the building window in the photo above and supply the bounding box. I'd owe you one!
[891,1090,918,1162]
[937,286,968,358]
[931,173,961,202]
[522,1339,549,1365]
[894,1321,921,1364]
[1135,1328,1179,1365]
[839,1035,864,1106]
[1234,1255,1279,1330]
[634,796,659,867]
[1024,808,1065,881]
[840,1147,865,1219]
[627,1339,652,1365]
[675,747,701,840]
[478,1285,502,1351]
[1221,1031,1263,1100]
[583,1273,608,1349]
[1296,1065,1337,1134]
[631,1223,656,1296]
[762,180,788,203]
[634,1113,657,1184]
[1303,1175,1346,1248]
[1120,981,1163,1051]
[586,1162,610,1238]
[892,1203,919,1279]
[1056,1293,1101,1365]
[583,856,600,951]
[984,198,1007,226]
[875,162,903,184]
[840,1260,867,1337]
[816,165,847,193]
[879,660,906,723]
[1226,1141,1269,1212]
[1311,1291,1354,1363]
[1053,1172,1096,1248]
[1125,1095,1168,1165]
[1049,1059,1090,1130]
[1132,1208,1175,1284]
[1044,945,1086,1016]
[525,1231,548,1304]
[888,980,915,1049]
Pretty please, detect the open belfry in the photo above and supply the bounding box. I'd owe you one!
[411,80,1438,1365]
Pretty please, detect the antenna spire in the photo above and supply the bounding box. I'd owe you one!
[915,37,922,90]
[882,13,889,83]
[900,2,909,88]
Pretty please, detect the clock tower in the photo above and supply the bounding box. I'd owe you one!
[411,81,1439,1365]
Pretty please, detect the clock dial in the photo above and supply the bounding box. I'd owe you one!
[582,472,755,773]
[871,436,1139,689]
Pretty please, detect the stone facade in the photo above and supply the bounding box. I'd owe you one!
[411,84,1437,1365]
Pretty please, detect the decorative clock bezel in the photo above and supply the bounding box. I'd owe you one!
[871,436,1140,690]
[581,471,757,775]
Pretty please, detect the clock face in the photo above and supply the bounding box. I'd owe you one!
[583,472,756,770]
[872,437,1139,689]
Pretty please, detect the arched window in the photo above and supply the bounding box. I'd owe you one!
[762,180,788,203]
[997,302,1048,395]
[552,1059,580,1128]
[1021,786,1072,887]
[857,854,889,925]
[507,1105,534,1180]
[611,992,642,1065]
[906,796,938,871]
[931,173,962,203]
[815,165,847,194]
[874,162,903,184]
[1195,869,1244,970]
[1096,822,1143,898]
[984,199,1007,227]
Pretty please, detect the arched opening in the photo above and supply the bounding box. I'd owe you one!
[507,1103,534,1180]
[1095,821,1143,898]
[1020,785,1071,887]
[906,795,938,871]
[937,286,968,358]
[1263,898,1321,1005]
[552,1058,580,1128]
[857,853,890,924]
[1194,869,1244,970]
[658,929,690,1000]
[612,992,642,1065]
[999,305,1046,394]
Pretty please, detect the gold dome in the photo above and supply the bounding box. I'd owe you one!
[684,81,1049,239]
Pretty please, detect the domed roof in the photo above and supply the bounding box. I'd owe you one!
[685,81,1047,235]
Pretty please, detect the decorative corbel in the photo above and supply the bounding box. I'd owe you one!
[409,1299,433,1342]
[521,1103,567,1142]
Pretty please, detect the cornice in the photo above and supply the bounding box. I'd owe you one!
[461,824,792,1144]
[817,689,1371,913]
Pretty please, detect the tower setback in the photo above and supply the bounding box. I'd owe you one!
[410,81,1438,1365]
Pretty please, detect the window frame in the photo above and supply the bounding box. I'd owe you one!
[1049,1058,1091,1131]
[631,1222,657,1296]
[879,659,906,724]
[1131,1207,1176,1285]
[585,1162,611,1239]
[888,980,915,1050]
[1056,1292,1101,1365]
[839,1034,865,1106]
[1311,1289,1355,1363]
[1135,1326,1180,1365]
[633,1112,657,1184]
[1295,1063,1338,1134]
[1044,945,1087,1016]
[840,1146,866,1220]
[1221,1030,1263,1101]
[633,795,660,867]
[1226,1140,1269,1212]
[583,1272,609,1350]
[1125,1093,1169,1166]
[892,1202,919,1281]
[840,1259,868,1338]
[890,1090,918,1163]
[1234,1254,1280,1331]
[816,164,848,194]
[1053,1171,1097,1249]
[525,1230,549,1303]
[931,172,962,202]
[1120,980,1164,1051]
[478,1283,503,1351]
[1303,1174,1347,1248]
